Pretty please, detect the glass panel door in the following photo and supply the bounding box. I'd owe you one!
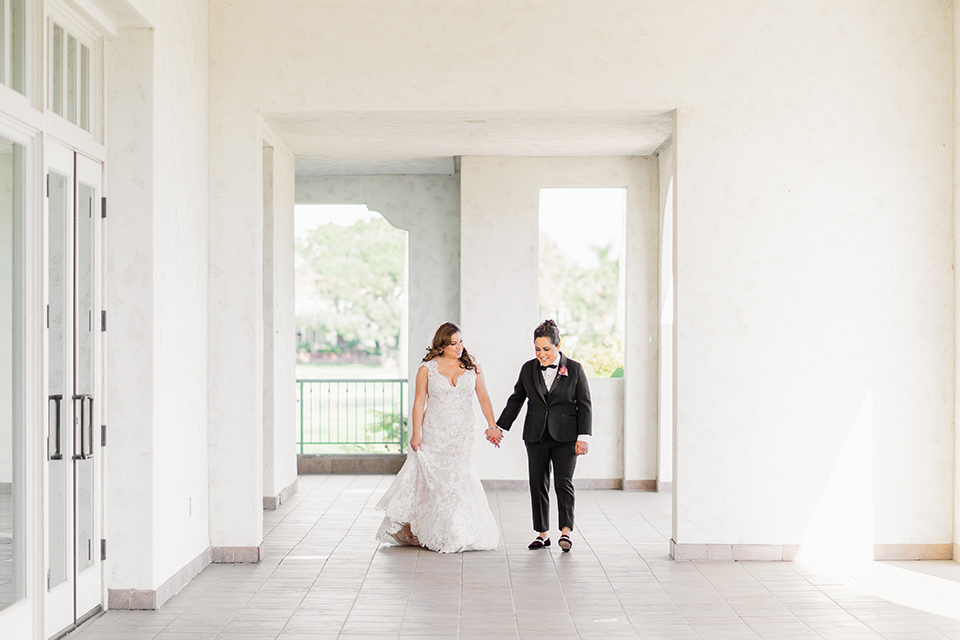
[45,143,102,638]
[0,134,25,615]
[45,143,75,638]
[73,153,101,620]
[46,169,68,589]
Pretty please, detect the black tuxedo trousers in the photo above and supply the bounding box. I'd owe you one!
[526,431,577,532]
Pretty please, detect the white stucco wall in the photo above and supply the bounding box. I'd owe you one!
[460,156,659,482]
[295,174,461,382]
[263,147,276,499]
[658,139,676,491]
[209,0,955,550]
[151,0,210,584]
[954,0,960,556]
[105,0,209,590]
[263,130,297,502]
[674,101,952,550]
[105,27,157,589]
[625,157,661,485]
[207,113,264,549]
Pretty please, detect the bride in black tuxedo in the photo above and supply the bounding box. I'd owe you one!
[489,319,592,552]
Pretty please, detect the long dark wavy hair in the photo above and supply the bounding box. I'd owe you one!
[422,322,477,371]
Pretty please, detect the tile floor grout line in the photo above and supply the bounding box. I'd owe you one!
[689,561,782,640]
[781,563,878,639]
[743,562,831,640]
[495,490,525,640]
[262,474,333,536]
[457,543,464,640]
[330,475,404,639]
[162,559,268,640]
[606,494,709,634]
[583,499,644,638]
[218,475,365,640]
[285,474,362,555]
[395,535,423,638]
[261,473,337,551]
[802,560,953,640]
[594,495,658,574]
[542,504,581,638]
[625,490,673,545]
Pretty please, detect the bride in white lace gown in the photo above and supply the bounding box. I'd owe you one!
[376,323,502,553]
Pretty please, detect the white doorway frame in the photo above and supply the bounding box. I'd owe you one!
[0,105,45,640]
[43,138,104,640]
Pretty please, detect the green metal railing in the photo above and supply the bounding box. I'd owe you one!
[296,379,408,454]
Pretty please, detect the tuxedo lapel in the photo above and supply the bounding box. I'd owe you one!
[531,361,548,403]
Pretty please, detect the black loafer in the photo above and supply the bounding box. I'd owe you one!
[528,536,551,550]
[558,534,572,552]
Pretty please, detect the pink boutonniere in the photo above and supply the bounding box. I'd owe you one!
[558,365,568,377]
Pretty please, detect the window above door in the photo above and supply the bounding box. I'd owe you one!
[46,1,101,138]
[0,0,26,95]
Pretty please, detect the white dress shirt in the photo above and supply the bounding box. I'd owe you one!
[541,360,560,391]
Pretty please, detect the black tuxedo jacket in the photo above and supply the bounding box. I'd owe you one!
[496,353,592,443]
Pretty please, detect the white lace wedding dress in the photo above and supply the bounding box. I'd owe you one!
[376,360,499,553]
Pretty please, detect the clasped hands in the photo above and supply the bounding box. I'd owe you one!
[484,426,503,448]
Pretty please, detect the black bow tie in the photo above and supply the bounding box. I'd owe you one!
[540,364,558,371]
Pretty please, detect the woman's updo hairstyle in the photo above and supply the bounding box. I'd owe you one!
[422,322,477,371]
[534,319,561,346]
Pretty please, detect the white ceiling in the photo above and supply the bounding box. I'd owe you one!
[262,111,675,176]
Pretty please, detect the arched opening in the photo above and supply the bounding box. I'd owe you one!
[294,204,409,455]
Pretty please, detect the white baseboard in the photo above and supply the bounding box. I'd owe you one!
[671,540,955,562]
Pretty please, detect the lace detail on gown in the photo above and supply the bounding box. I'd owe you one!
[375,360,499,553]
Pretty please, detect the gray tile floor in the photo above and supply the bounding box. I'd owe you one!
[0,488,13,612]
[69,475,960,639]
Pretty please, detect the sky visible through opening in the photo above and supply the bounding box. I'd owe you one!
[539,187,626,377]
[295,204,377,238]
[539,188,625,268]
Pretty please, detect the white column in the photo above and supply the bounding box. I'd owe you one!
[657,138,676,493]
[105,27,156,589]
[261,145,275,500]
[262,130,297,506]
[207,110,264,553]
[954,0,960,563]
[460,157,540,480]
[623,156,660,489]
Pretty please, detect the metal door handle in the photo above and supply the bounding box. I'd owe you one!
[72,394,94,460]
[48,395,63,460]
[84,396,94,459]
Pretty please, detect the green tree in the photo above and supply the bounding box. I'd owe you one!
[540,234,623,377]
[296,216,405,359]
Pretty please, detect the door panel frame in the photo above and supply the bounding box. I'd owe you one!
[73,150,101,622]
[43,140,74,638]
[0,107,45,640]
[42,140,103,639]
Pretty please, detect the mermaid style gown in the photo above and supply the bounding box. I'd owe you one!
[376,360,499,553]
